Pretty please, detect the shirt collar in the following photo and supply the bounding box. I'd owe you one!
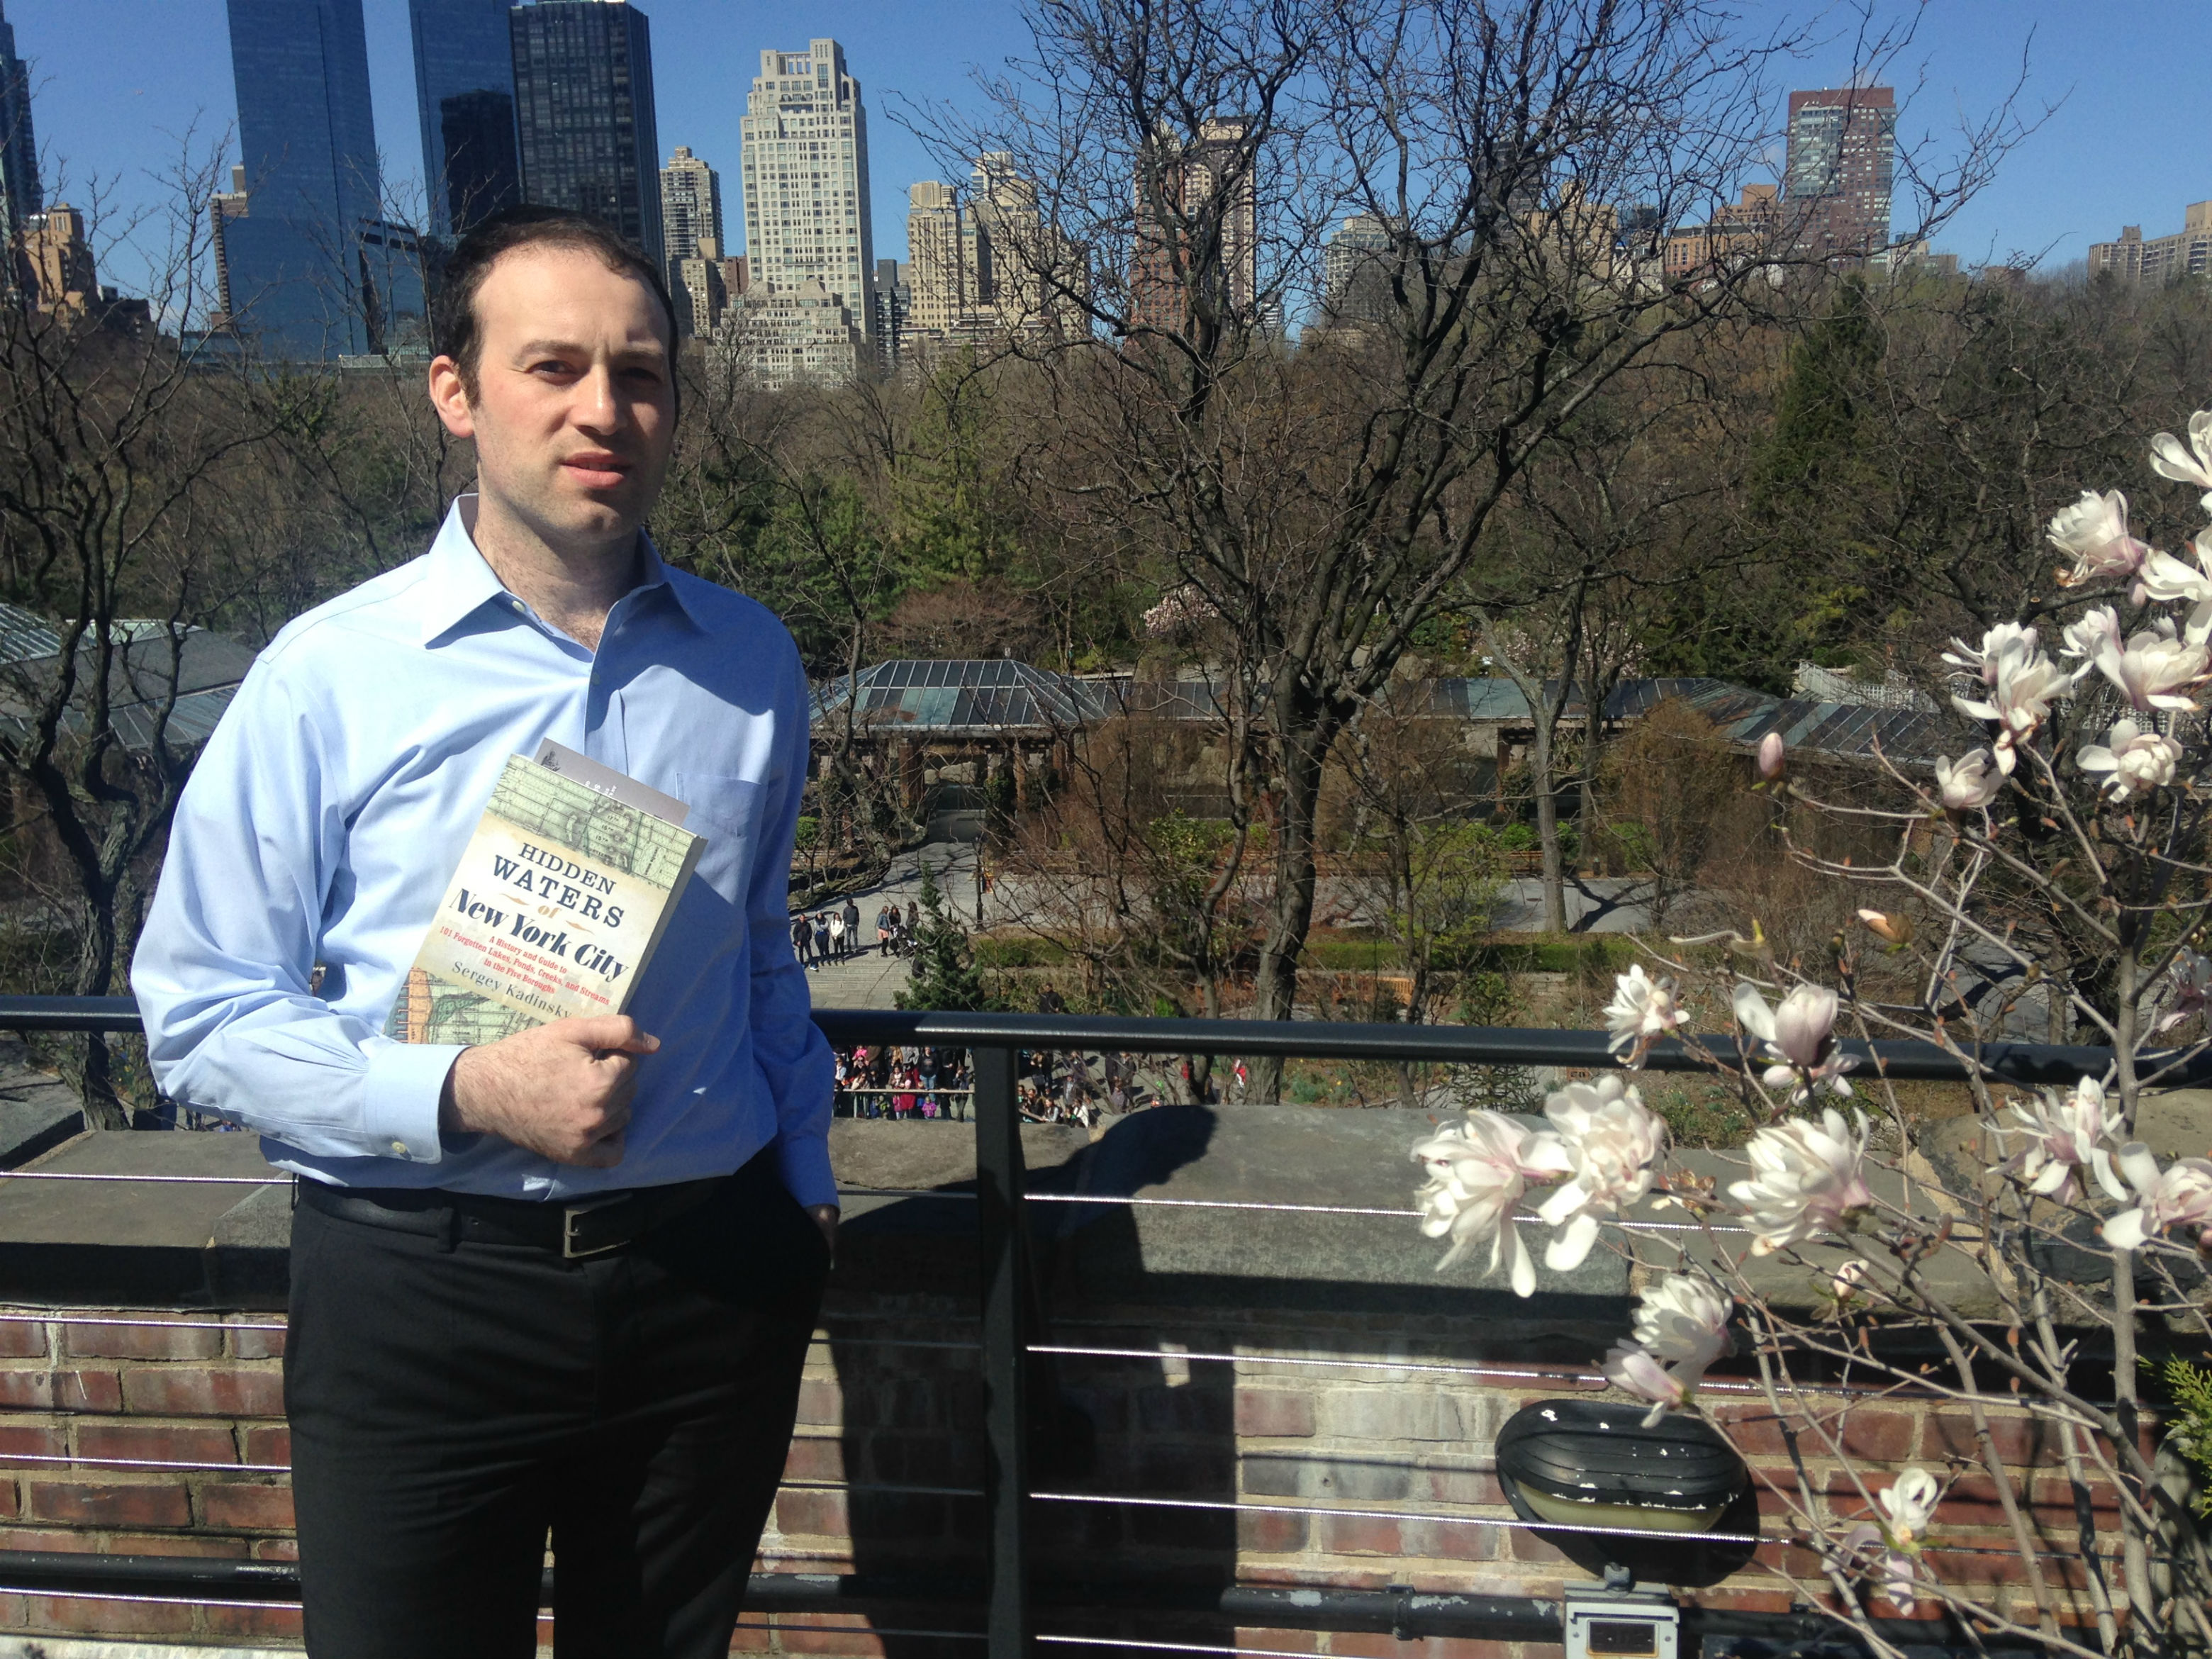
[416,494,706,645]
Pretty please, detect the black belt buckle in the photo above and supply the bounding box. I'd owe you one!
[562,1192,634,1259]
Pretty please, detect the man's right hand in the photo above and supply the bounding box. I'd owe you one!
[439,1017,661,1167]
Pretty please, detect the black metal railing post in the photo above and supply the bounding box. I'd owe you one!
[972,1041,1032,1658]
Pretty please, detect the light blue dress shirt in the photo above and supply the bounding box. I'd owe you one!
[130,498,835,1207]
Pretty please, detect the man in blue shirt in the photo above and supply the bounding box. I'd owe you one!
[131,207,834,1658]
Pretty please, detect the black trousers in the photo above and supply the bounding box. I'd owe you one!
[284,1151,830,1659]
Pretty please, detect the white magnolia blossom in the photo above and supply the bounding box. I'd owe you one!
[1728,1107,1875,1256]
[1950,631,2077,773]
[2048,488,2151,587]
[1879,1467,1941,1546]
[2060,605,2125,664]
[2000,1078,2126,1206]
[1410,1110,1570,1293]
[2160,948,2212,1035]
[1601,1273,1733,1426]
[1602,965,1689,1069]
[2135,544,2212,642]
[2151,409,2212,513]
[1755,730,1785,781]
[2091,621,2208,714]
[1733,981,1855,1102]
[1831,1259,1871,1304]
[1933,749,2003,811]
[1534,1076,1666,1273]
[2077,718,2184,801]
[1943,621,2040,685]
[2101,1142,2212,1250]
[1836,1467,1942,1616]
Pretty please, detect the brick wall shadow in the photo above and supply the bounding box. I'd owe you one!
[822,1107,1224,1658]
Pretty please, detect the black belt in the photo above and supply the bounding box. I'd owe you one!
[298,1173,727,1259]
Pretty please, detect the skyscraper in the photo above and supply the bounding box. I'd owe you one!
[905,179,966,336]
[1784,86,1896,262]
[737,40,874,339]
[660,146,722,267]
[408,0,520,235]
[223,0,400,357]
[0,0,41,262]
[872,257,908,371]
[1130,118,1258,336]
[510,1,664,267]
[1321,213,1395,329]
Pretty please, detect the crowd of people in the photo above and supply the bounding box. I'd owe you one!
[791,895,920,968]
[834,1045,971,1119]
[827,1044,1157,1125]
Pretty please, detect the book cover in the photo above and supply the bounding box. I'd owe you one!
[387,748,706,1045]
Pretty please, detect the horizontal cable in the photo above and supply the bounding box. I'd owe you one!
[0,995,2174,1086]
[1032,1342,1608,1388]
[0,1312,286,1333]
[0,1583,299,1610]
[0,1451,288,1474]
[0,1169,274,1185]
[1032,1487,1764,1546]
[1032,1491,2112,1567]
[1039,1637,1314,1659]
[1033,1341,1807,1399]
[1032,1192,1757,1236]
[740,1618,985,1641]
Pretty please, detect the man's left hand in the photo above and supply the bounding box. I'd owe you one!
[807,1204,839,1253]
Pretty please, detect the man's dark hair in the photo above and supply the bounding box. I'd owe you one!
[432,206,681,398]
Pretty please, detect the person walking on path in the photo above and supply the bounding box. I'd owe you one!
[131,208,836,1659]
[826,908,847,961]
[876,903,893,956]
[841,897,862,961]
[792,912,814,970]
[813,912,832,965]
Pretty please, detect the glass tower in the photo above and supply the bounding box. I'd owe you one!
[222,0,386,356]
[0,0,40,261]
[409,0,520,235]
[510,1,663,268]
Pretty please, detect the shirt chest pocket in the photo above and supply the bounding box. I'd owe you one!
[672,773,768,902]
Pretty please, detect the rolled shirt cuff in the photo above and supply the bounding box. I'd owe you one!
[776,1132,838,1212]
[362,1040,464,1164]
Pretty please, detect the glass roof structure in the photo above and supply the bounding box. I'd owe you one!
[812,661,1967,767]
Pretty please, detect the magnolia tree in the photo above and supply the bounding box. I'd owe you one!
[1408,413,2212,1658]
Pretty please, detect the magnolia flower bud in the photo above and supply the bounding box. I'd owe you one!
[1756,731,1785,781]
[1856,909,1911,945]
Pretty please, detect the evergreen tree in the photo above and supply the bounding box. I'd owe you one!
[1646,279,1888,691]
[895,863,998,1012]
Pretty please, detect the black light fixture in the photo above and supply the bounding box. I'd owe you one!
[1495,1399,1756,1587]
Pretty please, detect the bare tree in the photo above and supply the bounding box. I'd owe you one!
[925,0,2021,1095]
[0,148,286,1122]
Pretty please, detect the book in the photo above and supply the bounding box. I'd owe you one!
[386,741,707,1045]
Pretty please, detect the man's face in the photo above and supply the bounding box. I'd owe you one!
[430,244,675,550]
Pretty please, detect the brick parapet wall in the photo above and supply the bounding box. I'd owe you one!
[0,1296,2136,1654]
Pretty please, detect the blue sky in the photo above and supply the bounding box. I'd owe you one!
[9,0,2209,300]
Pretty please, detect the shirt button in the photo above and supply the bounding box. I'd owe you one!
[389,1140,408,1156]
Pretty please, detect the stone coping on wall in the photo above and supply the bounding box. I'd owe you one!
[0,1094,2203,1329]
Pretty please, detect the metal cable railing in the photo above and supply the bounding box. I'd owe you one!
[0,993,2147,1656]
